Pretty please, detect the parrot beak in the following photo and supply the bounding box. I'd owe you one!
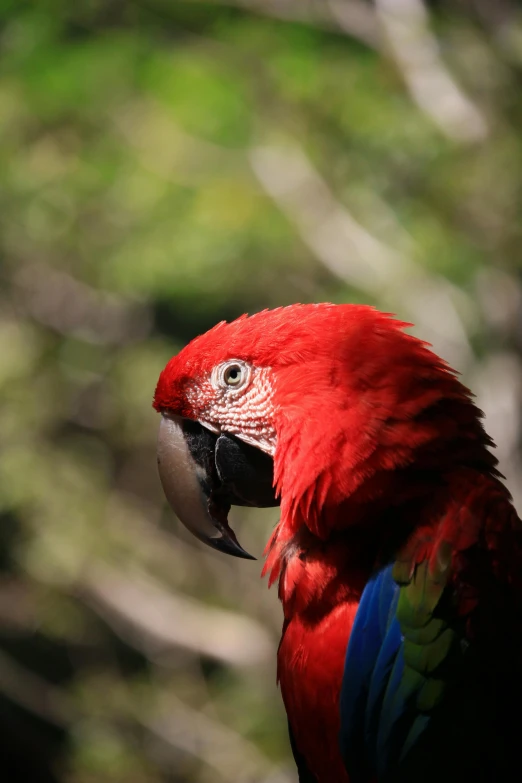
[156,414,278,560]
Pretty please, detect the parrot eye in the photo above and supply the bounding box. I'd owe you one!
[213,360,251,391]
[224,365,243,386]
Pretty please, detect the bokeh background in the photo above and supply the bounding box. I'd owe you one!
[1,1,522,781]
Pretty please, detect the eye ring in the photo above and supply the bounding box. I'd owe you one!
[212,360,250,391]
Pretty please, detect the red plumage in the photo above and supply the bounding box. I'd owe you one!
[154,304,521,782]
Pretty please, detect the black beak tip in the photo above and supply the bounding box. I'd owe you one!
[209,536,257,561]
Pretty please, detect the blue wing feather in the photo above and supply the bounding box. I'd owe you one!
[340,564,401,780]
[364,612,401,743]
[339,572,386,781]
[339,561,450,780]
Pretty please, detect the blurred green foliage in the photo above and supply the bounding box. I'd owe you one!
[1,1,522,781]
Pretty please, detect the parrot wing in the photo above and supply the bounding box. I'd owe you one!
[339,495,522,782]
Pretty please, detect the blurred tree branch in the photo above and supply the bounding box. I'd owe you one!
[188,0,488,145]
[138,694,293,783]
[375,0,489,143]
[78,564,276,668]
[11,262,152,345]
[249,144,474,369]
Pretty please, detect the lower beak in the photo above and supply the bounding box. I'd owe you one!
[156,414,278,559]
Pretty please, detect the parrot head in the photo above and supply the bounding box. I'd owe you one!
[153,304,496,564]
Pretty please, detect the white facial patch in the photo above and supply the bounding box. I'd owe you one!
[186,365,277,456]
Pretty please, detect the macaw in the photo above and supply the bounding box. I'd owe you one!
[153,303,522,782]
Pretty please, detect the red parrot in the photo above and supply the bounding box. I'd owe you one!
[153,304,522,782]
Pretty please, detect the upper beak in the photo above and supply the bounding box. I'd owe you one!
[156,414,278,559]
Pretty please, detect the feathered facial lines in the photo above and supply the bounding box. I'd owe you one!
[157,354,279,457]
